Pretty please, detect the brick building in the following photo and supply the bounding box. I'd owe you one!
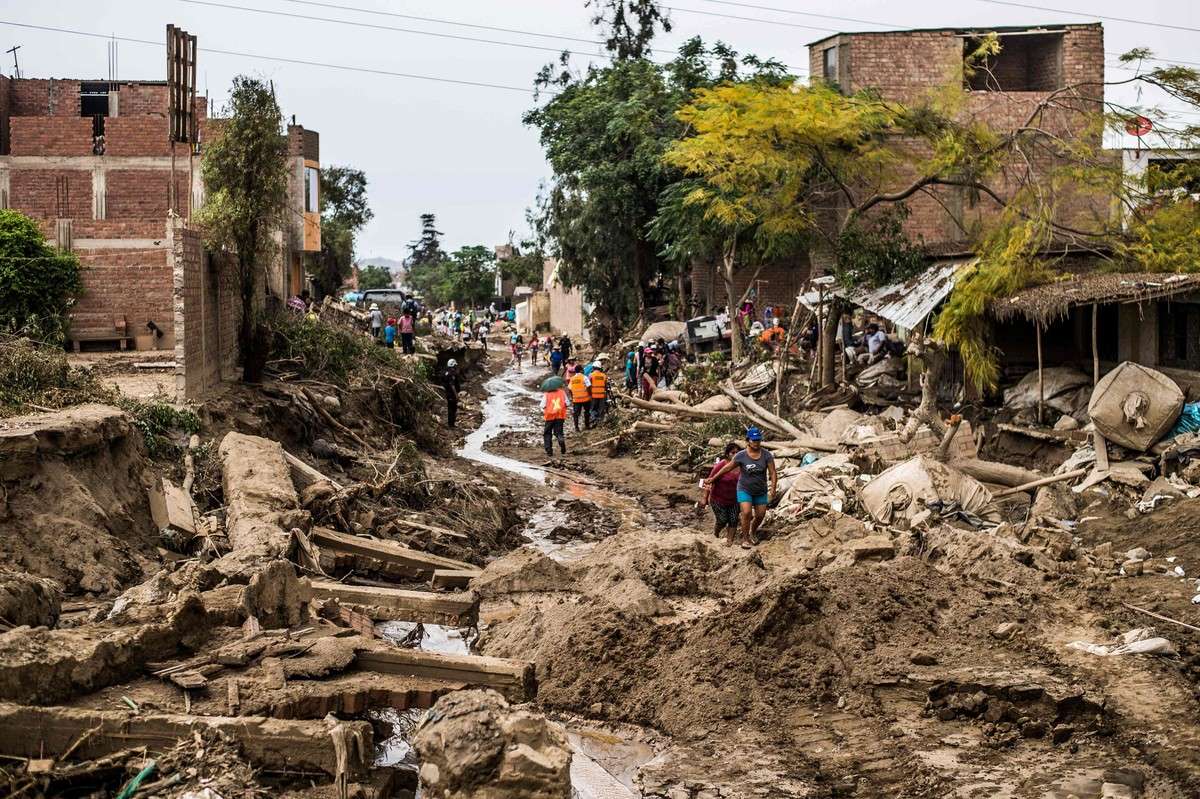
[0,75,320,354]
[807,23,1107,247]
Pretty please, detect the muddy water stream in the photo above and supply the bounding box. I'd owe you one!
[458,367,647,561]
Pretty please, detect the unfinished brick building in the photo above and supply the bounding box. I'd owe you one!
[0,75,320,356]
[806,23,1106,247]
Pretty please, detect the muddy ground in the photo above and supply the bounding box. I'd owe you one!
[4,341,1200,798]
[459,351,1200,799]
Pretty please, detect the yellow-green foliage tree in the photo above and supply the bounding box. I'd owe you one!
[663,47,1200,387]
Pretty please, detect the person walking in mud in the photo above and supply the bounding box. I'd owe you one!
[441,358,462,429]
[542,381,568,459]
[700,442,742,546]
[588,358,608,423]
[568,366,592,432]
[703,427,776,548]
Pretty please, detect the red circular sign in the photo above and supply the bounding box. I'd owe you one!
[1125,115,1153,136]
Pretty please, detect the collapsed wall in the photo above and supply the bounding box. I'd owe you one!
[0,404,159,595]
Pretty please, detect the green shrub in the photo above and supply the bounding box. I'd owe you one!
[0,336,113,413]
[0,210,83,344]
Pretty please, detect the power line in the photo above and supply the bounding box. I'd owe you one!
[0,20,547,94]
[194,0,809,74]
[666,1,1200,68]
[973,0,1200,34]
[688,0,891,28]
[662,4,839,33]
[179,0,612,60]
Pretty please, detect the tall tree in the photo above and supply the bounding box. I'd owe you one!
[406,213,447,269]
[527,35,787,341]
[198,76,288,382]
[314,165,373,299]
[586,0,671,60]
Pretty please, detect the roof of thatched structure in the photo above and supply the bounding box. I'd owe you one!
[991,272,1200,325]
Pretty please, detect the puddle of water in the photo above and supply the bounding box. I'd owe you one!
[371,707,424,769]
[457,370,548,483]
[375,621,473,655]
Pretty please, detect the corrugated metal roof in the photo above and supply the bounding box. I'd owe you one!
[802,258,974,331]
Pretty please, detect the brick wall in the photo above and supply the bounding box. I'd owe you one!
[9,116,94,155]
[10,78,81,116]
[690,258,812,315]
[10,169,92,218]
[807,24,1106,249]
[105,116,171,156]
[106,169,189,218]
[71,246,173,337]
[116,83,167,116]
[172,220,240,398]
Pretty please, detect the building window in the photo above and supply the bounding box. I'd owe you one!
[822,46,839,84]
[304,166,319,213]
[964,32,1063,92]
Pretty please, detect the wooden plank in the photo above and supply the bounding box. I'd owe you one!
[431,568,482,590]
[304,579,478,626]
[355,648,535,703]
[309,527,473,576]
[0,702,371,779]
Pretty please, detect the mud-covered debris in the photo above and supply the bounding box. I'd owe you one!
[1089,362,1184,452]
[413,688,571,799]
[470,548,572,598]
[0,570,62,628]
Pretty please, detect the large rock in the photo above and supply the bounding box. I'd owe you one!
[215,432,306,574]
[413,689,571,799]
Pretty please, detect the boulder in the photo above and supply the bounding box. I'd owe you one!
[413,689,571,799]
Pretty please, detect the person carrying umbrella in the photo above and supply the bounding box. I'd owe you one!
[541,375,568,458]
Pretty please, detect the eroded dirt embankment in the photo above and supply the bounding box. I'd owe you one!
[0,404,159,596]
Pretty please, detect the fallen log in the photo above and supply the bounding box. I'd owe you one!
[0,702,371,779]
[720,383,807,440]
[992,468,1089,498]
[309,527,473,577]
[283,450,345,492]
[304,579,478,626]
[355,647,536,703]
[625,395,744,420]
[952,458,1044,488]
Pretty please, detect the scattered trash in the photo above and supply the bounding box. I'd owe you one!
[859,455,994,526]
[1088,362,1184,452]
[1067,627,1177,657]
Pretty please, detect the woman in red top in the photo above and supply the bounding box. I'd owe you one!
[700,442,742,546]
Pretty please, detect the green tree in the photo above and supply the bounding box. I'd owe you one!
[197,76,288,383]
[407,246,496,308]
[499,231,545,289]
[406,213,446,269]
[527,31,787,342]
[314,165,373,299]
[0,209,82,344]
[357,263,394,290]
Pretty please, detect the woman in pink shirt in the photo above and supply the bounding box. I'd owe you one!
[700,442,742,546]
[398,312,416,354]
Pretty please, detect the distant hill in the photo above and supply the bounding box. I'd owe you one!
[357,256,406,273]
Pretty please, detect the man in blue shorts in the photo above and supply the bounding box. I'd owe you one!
[703,426,777,548]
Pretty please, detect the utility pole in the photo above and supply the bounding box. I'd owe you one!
[6,44,21,78]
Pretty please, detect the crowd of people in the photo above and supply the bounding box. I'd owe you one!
[627,337,684,399]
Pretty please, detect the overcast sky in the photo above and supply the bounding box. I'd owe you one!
[3,1,1198,259]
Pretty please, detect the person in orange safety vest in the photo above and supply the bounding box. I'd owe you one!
[568,369,592,432]
[589,361,608,424]
[542,385,568,457]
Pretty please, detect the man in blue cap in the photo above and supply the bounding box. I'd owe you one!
[703,426,777,548]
